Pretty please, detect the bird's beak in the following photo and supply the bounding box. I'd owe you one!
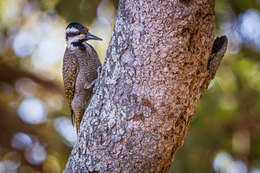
[87,33,102,41]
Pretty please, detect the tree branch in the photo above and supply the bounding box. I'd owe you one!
[208,36,228,80]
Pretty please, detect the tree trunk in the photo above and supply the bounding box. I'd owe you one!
[64,0,227,172]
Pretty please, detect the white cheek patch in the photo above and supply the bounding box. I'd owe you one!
[68,34,85,43]
[66,27,79,33]
[67,34,86,50]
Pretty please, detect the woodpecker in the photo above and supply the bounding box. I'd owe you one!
[62,22,102,134]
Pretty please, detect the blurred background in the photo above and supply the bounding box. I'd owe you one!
[0,0,259,172]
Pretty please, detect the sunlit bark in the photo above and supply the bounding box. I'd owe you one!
[64,0,227,172]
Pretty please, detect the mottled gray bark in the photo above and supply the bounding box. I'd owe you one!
[64,0,227,172]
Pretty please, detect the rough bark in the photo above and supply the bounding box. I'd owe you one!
[64,0,227,172]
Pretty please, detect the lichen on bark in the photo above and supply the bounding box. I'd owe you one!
[64,0,227,172]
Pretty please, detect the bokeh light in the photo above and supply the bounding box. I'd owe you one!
[0,162,4,173]
[30,18,66,70]
[213,152,233,173]
[251,169,260,173]
[18,98,47,124]
[11,132,33,150]
[226,160,247,173]
[54,116,77,146]
[13,31,37,58]
[239,9,260,50]
[25,142,47,165]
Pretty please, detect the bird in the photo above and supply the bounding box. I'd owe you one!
[62,22,102,134]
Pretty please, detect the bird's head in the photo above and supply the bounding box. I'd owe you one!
[65,22,102,47]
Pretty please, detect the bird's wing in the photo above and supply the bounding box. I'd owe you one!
[87,44,102,82]
[62,49,78,125]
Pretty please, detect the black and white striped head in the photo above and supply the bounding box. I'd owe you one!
[65,22,102,50]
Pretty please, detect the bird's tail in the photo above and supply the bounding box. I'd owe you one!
[70,107,74,126]
[73,109,85,135]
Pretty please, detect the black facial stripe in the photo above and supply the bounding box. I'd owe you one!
[66,32,80,38]
[66,32,80,37]
[71,39,87,51]
[66,32,81,40]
